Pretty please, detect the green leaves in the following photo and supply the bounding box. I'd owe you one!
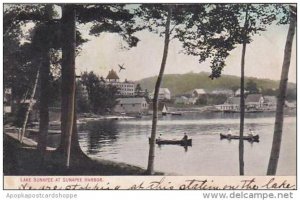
[176,4,289,79]
[77,4,140,48]
[80,71,119,114]
[90,22,122,35]
[175,4,242,79]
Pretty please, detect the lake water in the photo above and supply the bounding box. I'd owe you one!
[72,112,296,176]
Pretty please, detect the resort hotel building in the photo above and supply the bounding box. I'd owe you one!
[105,69,135,96]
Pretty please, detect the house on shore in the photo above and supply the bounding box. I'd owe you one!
[114,97,149,114]
[191,89,206,98]
[216,94,264,111]
[214,94,295,112]
[150,88,171,100]
[215,96,240,111]
[245,94,264,109]
[263,96,277,111]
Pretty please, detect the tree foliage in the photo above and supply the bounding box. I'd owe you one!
[76,4,141,48]
[195,94,227,106]
[80,71,119,114]
[177,4,290,79]
[135,83,143,97]
[246,80,259,94]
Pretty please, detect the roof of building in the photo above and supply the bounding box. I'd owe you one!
[106,69,119,80]
[245,94,263,103]
[226,97,240,105]
[116,97,146,104]
[193,89,206,94]
[211,89,234,94]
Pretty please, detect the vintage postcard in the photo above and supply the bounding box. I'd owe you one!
[2,2,297,193]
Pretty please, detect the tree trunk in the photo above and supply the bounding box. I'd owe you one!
[69,97,89,164]
[55,6,85,162]
[239,5,249,176]
[239,42,246,176]
[61,5,76,168]
[37,50,50,155]
[37,3,53,156]
[56,101,83,154]
[20,68,40,143]
[146,7,172,175]
[267,9,296,175]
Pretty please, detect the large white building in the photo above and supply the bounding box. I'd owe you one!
[105,69,135,96]
[150,88,171,100]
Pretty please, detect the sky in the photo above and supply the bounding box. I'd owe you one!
[75,20,296,83]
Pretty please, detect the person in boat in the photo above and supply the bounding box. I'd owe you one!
[158,134,162,140]
[248,129,254,137]
[227,128,232,136]
[182,132,188,141]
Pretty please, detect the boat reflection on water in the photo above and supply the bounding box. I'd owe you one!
[157,143,190,152]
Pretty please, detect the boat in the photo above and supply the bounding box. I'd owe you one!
[170,112,182,116]
[220,133,259,142]
[148,138,192,146]
[162,105,168,116]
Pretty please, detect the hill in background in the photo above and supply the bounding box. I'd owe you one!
[137,72,296,96]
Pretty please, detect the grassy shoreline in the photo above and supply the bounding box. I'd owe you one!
[4,133,163,176]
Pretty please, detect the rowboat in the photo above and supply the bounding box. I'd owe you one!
[149,138,192,146]
[220,133,259,142]
[170,112,182,116]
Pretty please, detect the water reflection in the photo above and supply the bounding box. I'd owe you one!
[37,111,295,175]
[77,112,295,175]
[82,120,119,154]
[156,143,191,152]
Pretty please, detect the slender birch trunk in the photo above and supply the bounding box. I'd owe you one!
[20,68,40,143]
[239,42,246,176]
[267,8,296,175]
[239,5,249,176]
[146,7,172,175]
